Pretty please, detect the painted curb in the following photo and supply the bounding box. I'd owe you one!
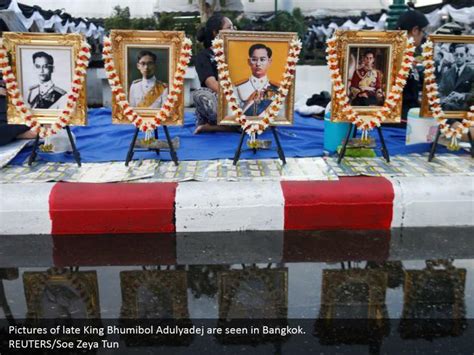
[0,176,472,235]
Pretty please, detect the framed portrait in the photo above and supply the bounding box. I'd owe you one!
[218,267,288,319]
[330,30,410,123]
[120,270,188,319]
[217,30,297,126]
[399,266,466,338]
[23,268,100,319]
[315,269,389,345]
[120,270,192,346]
[421,34,474,119]
[1,33,87,125]
[110,30,185,125]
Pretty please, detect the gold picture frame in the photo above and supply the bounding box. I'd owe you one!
[218,267,288,319]
[110,30,185,125]
[23,268,100,319]
[330,30,409,123]
[420,34,474,119]
[2,32,87,125]
[120,270,188,319]
[217,30,297,126]
[400,265,466,338]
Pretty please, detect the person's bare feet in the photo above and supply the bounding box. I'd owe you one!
[194,124,240,134]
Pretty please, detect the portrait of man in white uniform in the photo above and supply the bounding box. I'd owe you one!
[235,43,279,117]
[128,50,168,108]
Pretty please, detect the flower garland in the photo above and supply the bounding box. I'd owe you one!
[0,41,91,138]
[326,34,415,133]
[102,36,192,134]
[421,40,473,150]
[212,36,302,138]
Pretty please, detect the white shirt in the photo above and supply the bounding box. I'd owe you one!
[236,75,270,102]
[129,76,168,108]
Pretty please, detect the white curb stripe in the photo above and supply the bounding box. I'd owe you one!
[175,182,285,232]
[390,176,474,228]
[0,183,54,235]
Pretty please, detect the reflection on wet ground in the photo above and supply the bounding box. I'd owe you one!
[0,228,473,354]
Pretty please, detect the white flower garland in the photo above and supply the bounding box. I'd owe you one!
[0,41,91,138]
[326,34,415,132]
[212,36,302,138]
[421,40,473,149]
[102,36,192,134]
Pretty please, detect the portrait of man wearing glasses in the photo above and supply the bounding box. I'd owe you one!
[235,43,279,117]
[27,51,67,109]
[129,50,168,108]
[438,44,474,111]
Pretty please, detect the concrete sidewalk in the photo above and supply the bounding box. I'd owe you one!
[0,175,472,235]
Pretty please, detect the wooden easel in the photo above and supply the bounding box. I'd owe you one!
[28,125,81,167]
[125,125,178,166]
[232,126,286,165]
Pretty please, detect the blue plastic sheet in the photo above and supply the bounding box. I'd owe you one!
[9,108,462,164]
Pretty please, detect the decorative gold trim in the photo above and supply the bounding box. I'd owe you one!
[23,268,100,319]
[319,269,388,320]
[120,270,188,319]
[110,30,185,125]
[330,30,408,123]
[420,34,474,119]
[2,33,87,126]
[217,30,296,126]
[218,267,288,319]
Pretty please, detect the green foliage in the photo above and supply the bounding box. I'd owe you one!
[104,6,157,31]
[263,8,306,38]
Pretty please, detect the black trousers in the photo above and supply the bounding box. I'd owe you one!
[0,123,29,146]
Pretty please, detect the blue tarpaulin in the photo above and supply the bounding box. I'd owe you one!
[10,108,459,164]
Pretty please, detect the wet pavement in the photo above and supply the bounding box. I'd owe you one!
[0,228,473,354]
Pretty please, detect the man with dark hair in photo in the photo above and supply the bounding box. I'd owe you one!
[129,50,168,108]
[349,50,384,106]
[27,51,67,109]
[438,44,473,111]
[235,43,279,117]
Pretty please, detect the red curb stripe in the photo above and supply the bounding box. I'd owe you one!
[282,230,390,263]
[50,182,177,235]
[281,177,394,230]
[52,234,176,266]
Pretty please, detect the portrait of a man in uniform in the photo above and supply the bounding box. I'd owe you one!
[347,48,387,107]
[235,43,279,117]
[128,50,168,109]
[27,51,67,109]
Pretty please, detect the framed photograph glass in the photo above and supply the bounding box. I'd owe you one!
[399,266,466,338]
[23,268,100,319]
[217,31,297,126]
[421,34,474,119]
[110,30,185,125]
[330,30,409,123]
[120,270,188,319]
[2,33,86,125]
